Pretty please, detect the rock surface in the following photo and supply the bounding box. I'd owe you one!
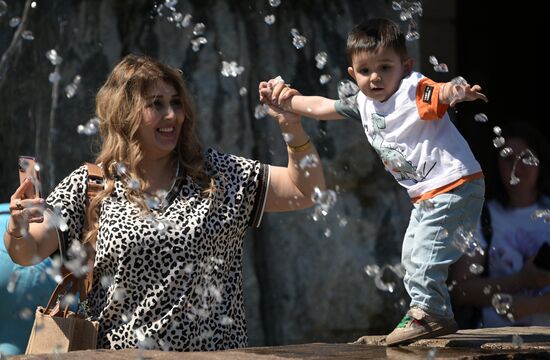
[10,327,550,359]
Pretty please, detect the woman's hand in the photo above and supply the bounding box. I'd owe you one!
[507,293,550,321]
[518,255,550,289]
[4,178,58,266]
[8,178,45,237]
[265,104,301,127]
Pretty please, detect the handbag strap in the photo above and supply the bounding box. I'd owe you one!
[82,162,104,296]
[44,272,85,318]
[54,162,104,316]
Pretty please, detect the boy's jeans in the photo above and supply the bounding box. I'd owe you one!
[402,178,485,318]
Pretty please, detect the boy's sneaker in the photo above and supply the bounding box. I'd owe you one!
[385,307,458,346]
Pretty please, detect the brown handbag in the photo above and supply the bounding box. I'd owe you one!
[25,162,104,355]
[25,273,100,353]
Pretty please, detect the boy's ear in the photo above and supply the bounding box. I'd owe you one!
[403,57,414,74]
[347,66,356,80]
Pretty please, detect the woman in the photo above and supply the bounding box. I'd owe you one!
[449,122,550,328]
[4,54,325,351]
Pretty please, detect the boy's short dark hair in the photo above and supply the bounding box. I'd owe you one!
[346,18,408,64]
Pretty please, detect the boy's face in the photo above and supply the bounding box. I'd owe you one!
[347,47,413,102]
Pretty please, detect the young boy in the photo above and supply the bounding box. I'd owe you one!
[259,18,488,346]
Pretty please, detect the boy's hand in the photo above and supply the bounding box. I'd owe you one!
[259,77,301,109]
[443,81,488,107]
[453,83,488,107]
[259,81,273,104]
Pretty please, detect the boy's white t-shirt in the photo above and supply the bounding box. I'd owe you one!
[335,71,482,199]
[477,197,550,327]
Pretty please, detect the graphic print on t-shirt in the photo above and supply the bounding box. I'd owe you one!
[369,112,436,183]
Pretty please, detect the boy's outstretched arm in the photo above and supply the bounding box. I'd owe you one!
[439,81,488,107]
[259,79,345,121]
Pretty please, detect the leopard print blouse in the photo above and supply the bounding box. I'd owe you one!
[46,149,268,351]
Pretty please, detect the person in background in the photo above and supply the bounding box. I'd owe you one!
[260,18,487,345]
[4,54,326,351]
[449,122,550,328]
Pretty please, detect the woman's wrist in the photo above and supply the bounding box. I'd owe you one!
[281,127,310,149]
[287,138,312,153]
[6,223,24,239]
[277,115,313,153]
